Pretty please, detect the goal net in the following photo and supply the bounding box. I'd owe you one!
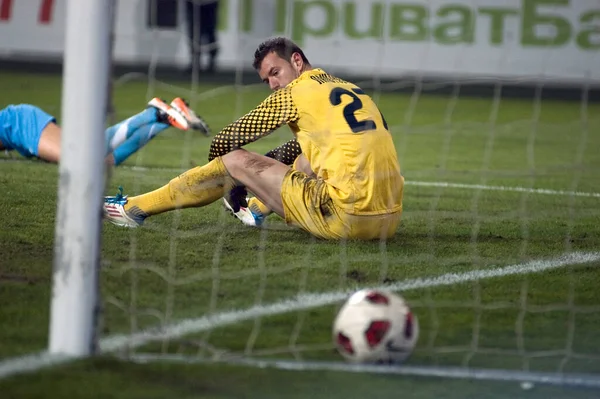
[91,0,600,388]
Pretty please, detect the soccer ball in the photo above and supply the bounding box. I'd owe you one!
[333,289,419,364]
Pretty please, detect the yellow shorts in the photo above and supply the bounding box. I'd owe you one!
[280,170,402,240]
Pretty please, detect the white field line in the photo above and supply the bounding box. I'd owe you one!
[1,251,599,380]
[2,158,600,199]
[121,166,600,199]
[127,355,600,389]
[407,181,600,199]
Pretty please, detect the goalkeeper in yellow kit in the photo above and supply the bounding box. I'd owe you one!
[103,37,404,240]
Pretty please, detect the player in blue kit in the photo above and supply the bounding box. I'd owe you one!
[0,97,210,165]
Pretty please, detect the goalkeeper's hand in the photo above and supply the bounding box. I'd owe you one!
[225,185,249,213]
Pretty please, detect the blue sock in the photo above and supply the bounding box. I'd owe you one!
[112,122,169,165]
[104,108,158,155]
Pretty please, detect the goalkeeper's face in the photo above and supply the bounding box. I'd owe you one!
[258,51,305,91]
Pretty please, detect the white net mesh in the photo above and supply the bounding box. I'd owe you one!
[98,0,600,389]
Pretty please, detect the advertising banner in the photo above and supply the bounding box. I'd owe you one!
[0,0,598,83]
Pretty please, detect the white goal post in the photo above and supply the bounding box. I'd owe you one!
[48,0,113,356]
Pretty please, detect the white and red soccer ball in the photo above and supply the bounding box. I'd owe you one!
[333,289,419,364]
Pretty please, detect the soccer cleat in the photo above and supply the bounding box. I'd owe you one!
[223,197,264,227]
[103,187,145,228]
[148,97,189,130]
[170,97,211,136]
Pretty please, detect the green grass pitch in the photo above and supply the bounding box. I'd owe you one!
[1,70,599,398]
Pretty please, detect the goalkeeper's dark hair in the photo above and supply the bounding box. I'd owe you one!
[252,37,310,70]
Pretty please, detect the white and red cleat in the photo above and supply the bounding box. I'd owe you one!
[103,187,145,228]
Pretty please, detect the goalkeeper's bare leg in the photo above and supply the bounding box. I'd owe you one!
[225,153,314,226]
[103,149,291,227]
[224,150,290,216]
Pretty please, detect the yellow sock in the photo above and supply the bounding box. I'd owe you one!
[248,197,272,218]
[125,157,234,216]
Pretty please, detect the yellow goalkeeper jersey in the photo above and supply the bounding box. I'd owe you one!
[209,68,403,216]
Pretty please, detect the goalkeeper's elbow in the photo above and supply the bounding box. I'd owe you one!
[208,136,229,160]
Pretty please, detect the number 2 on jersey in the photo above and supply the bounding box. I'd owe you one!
[329,87,389,133]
